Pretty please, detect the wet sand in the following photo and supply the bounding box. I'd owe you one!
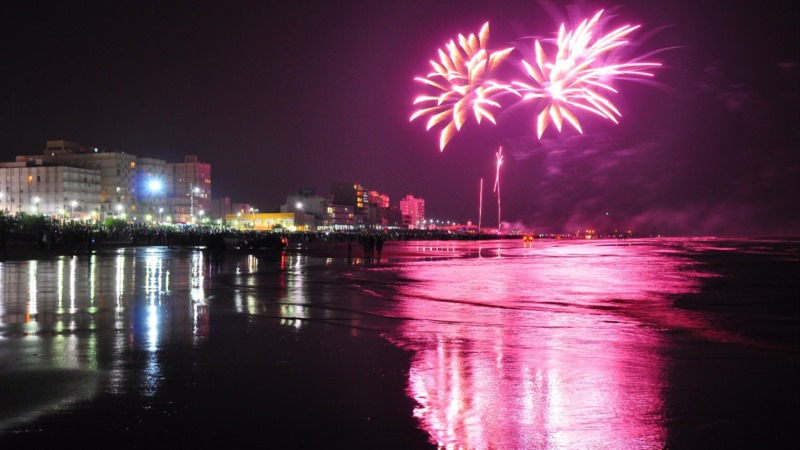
[1,314,431,449]
[0,240,439,449]
[2,237,798,449]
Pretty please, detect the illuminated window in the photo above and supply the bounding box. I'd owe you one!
[130,162,136,169]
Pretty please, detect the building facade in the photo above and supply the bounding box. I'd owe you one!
[280,188,331,229]
[23,145,138,219]
[399,194,425,229]
[9,141,214,223]
[0,161,101,219]
[225,211,314,231]
[167,155,211,223]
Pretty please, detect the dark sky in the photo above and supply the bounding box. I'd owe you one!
[2,0,798,236]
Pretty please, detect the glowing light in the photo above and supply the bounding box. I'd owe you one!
[410,22,514,151]
[411,10,661,148]
[510,10,661,138]
[494,147,503,231]
[148,179,163,193]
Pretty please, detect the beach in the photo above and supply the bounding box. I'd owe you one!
[1,237,798,449]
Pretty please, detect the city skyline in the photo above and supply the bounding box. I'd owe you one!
[0,141,437,229]
[2,1,798,236]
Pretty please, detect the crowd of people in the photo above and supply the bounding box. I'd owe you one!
[0,212,523,259]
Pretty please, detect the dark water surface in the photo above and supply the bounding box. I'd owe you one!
[1,237,798,449]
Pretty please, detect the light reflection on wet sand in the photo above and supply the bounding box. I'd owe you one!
[386,241,691,449]
[1,238,798,449]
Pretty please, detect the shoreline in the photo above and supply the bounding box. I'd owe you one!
[0,238,475,263]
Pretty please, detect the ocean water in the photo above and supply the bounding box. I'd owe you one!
[1,237,798,449]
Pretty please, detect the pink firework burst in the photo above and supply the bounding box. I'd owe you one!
[510,10,661,139]
[410,23,514,151]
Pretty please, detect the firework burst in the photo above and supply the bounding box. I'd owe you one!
[410,23,514,151]
[511,10,661,139]
[411,9,662,149]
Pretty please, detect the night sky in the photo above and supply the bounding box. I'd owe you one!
[2,0,798,236]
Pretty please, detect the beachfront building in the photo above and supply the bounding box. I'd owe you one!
[225,211,315,231]
[19,140,138,220]
[9,141,215,223]
[280,188,331,228]
[366,190,391,229]
[399,194,425,229]
[325,203,356,230]
[328,182,393,229]
[331,182,368,228]
[166,155,211,224]
[0,160,101,219]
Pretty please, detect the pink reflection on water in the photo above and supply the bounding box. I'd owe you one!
[388,240,718,449]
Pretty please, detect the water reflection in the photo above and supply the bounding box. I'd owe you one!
[386,240,710,449]
[1,239,788,447]
[0,247,218,425]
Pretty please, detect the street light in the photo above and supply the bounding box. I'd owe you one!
[250,207,258,228]
[158,207,164,223]
[148,179,163,194]
[33,196,40,214]
[190,184,201,222]
[71,200,77,220]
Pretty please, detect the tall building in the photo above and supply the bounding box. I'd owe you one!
[26,141,138,219]
[399,194,425,229]
[0,160,101,219]
[366,190,390,228]
[10,141,211,223]
[331,182,369,228]
[331,182,365,209]
[166,155,211,223]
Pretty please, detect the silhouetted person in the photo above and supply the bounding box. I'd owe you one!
[375,235,384,263]
[362,234,371,263]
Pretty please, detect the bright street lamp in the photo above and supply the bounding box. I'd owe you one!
[190,184,201,221]
[250,207,258,227]
[148,179,163,193]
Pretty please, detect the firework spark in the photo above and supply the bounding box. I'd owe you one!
[410,23,514,151]
[511,10,661,139]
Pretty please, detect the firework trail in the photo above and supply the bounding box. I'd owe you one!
[510,10,661,139]
[478,177,484,230]
[494,147,503,230]
[410,23,514,151]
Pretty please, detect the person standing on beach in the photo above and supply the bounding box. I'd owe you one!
[375,235,384,263]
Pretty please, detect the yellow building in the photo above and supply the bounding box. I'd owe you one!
[225,211,314,231]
